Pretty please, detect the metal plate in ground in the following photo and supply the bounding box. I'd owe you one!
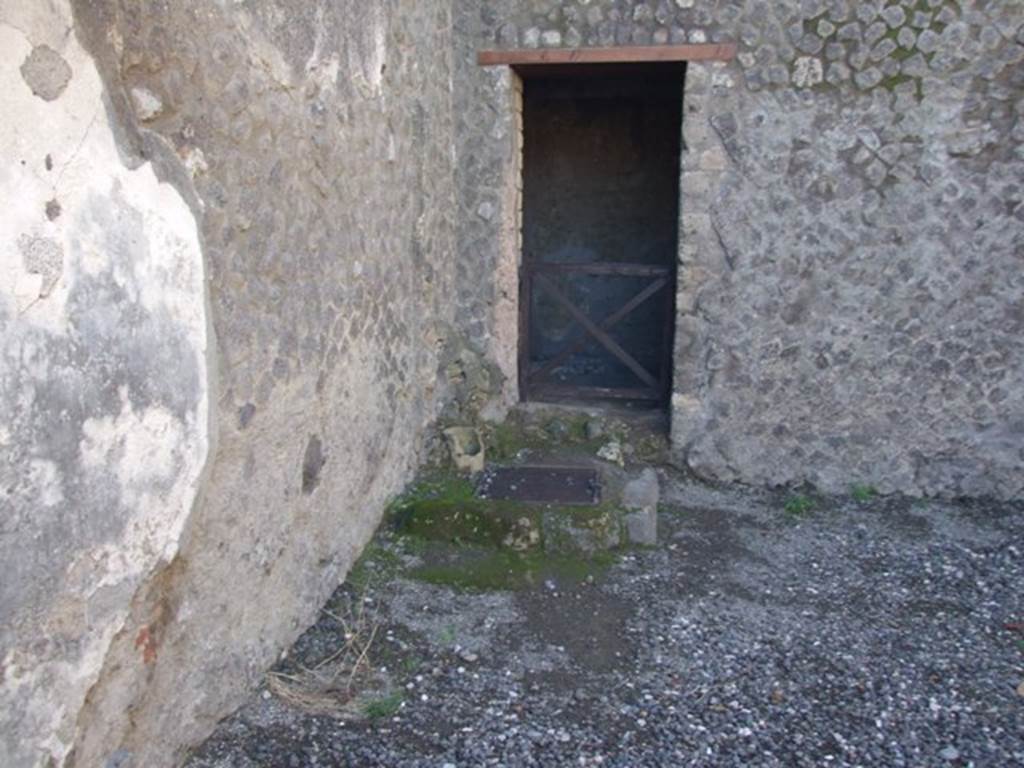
[476,466,601,505]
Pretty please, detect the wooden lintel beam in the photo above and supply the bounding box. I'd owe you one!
[477,43,736,66]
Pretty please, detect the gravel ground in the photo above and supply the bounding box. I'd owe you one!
[187,474,1024,767]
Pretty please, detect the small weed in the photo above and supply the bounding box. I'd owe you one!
[850,484,877,503]
[362,692,403,720]
[437,624,457,646]
[402,655,422,673]
[783,494,815,517]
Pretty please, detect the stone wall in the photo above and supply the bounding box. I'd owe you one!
[2,0,1021,764]
[452,0,523,410]
[1,2,209,764]
[455,0,1024,499]
[1,0,458,765]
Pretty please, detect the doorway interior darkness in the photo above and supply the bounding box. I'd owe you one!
[517,62,684,408]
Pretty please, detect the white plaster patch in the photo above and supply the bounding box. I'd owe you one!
[82,393,180,487]
[27,458,63,506]
[130,86,163,121]
[181,145,210,179]
[303,6,341,95]
[1,618,122,768]
[0,2,209,765]
[349,5,387,99]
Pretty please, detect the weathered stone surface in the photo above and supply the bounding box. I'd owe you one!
[444,426,486,474]
[456,0,1024,501]
[622,468,659,546]
[597,440,625,467]
[625,508,658,547]
[3,0,460,765]
[542,507,622,554]
[2,3,208,765]
[793,56,823,88]
[882,5,906,29]
[503,515,541,550]
[129,86,163,121]
[4,0,1024,764]
[623,468,660,511]
[19,44,71,100]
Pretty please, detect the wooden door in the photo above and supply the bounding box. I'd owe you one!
[518,70,682,404]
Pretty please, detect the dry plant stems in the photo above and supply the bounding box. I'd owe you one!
[265,590,381,716]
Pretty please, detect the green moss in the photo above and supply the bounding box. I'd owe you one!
[482,420,549,462]
[347,540,404,591]
[543,501,623,554]
[390,473,476,508]
[437,624,457,646]
[802,11,831,36]
[633,432,669,463]
[382,469,626,590]
[397,534,429,556]
[890,46,917,63]
[879,73,916,92]
[362,692,403,720]
[409,548,618,592]
[481,413,602,462]
[850,484,878,503]
[783,494,815,517]
[389,467,629,547]
[394,496,526,547]
[388,473,543,548]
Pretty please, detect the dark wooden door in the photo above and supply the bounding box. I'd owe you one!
[520,260,674,402]
[518,70,681,404]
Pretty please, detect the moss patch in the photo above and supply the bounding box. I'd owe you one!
[362,692,404,720]
[378,470,626,590]
[389,473,542,548]
[408,547,619,592]
[543,502,623,555]
[482,413,605,462]
[387,470,627,552]
[783,494,816,517]
[851,484,878,503]
[347,540,405,591]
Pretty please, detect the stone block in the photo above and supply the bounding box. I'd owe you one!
[622,469,659,546]
[542,507,621,555]
[625,509,657,546]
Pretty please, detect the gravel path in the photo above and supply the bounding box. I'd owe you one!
[188,476,1024,767]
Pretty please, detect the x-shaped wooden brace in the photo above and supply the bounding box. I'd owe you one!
[532,272,667,389]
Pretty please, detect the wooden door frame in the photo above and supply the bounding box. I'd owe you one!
[479,44,736,409]
[511,59,693,404]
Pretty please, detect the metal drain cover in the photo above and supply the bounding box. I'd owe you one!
[476,466,601,505]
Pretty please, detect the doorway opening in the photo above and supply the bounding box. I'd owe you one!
[517,63,684,409]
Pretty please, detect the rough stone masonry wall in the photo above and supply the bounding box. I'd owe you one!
[456,0,1024,499]
[1,1,457,766]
